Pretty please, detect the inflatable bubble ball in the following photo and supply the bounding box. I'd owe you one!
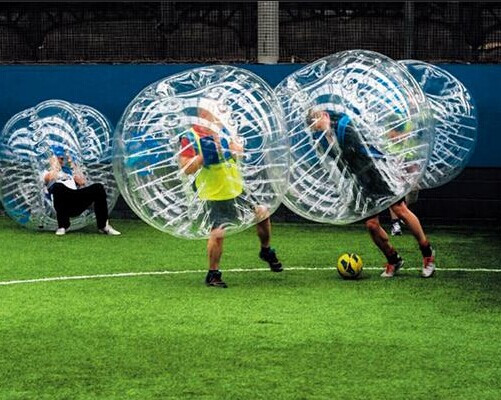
[399,60,478,189]
[0,99,119,231]
[113,65,289,239]
[275,50,434,224]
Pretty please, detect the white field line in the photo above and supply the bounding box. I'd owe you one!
[1,266,501,286]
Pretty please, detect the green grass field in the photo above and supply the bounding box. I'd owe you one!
[1,216,501,399]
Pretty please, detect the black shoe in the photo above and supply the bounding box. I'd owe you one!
[205,270,228,288]
[259,248,283,272]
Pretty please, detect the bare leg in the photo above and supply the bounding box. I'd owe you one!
[208,227,225,270]
[390,202,428,247]
[255,212,282,272]
[366,214,404,278]
[256,217,271,248]
[365,215,394,257]
[391,199,435,277]
[389,208,398,221]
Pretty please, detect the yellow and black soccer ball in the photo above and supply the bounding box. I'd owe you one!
[337,253,363,279]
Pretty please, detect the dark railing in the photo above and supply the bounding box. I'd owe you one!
[1,2,500,63]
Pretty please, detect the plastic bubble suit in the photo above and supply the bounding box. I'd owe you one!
[0,100,119,230]
[400,60,478,189]
[113,66,289,239]
[275,50,434,224]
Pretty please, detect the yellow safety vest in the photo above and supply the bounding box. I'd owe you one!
[188,128,243,201]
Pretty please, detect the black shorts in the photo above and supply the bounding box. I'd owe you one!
[206,198,241,229]
[206,193,268,229]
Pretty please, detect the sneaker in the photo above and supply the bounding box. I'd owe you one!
[55,228,66,236]
[99,223,121,236]
[259,248,283,272]
[380,256,404,278]
[205,270,228,288]
[422,250,436,278]
[391,221,402,236]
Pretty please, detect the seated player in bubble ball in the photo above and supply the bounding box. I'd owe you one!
[178,108,283,288]
[43,145,121,236]
[308,109,435,278]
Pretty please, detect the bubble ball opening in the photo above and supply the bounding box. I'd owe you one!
[113,65,289,240]
[276,50,434,225]
[0,99,119,230]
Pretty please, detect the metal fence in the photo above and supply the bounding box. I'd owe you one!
[1,2,500,63]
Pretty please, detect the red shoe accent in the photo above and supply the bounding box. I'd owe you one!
[423,256,435,267]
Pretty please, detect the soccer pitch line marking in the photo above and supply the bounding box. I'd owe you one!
[1,266,501,286]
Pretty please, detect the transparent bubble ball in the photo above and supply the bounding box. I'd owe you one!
[399,60,478,189]
[0,99,119,230]
[275,50,434,224]
[113,66,289,239]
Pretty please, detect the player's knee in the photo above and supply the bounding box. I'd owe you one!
[210,227,225,241]
[365,217,380,233]
[391,202,408,219]
[255,205,270,221]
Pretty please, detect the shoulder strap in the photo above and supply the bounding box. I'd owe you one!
[336,114,351,147]
[186,128,202,154]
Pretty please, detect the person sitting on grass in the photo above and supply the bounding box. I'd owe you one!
[43,145,121,236]
[179,108,283,288]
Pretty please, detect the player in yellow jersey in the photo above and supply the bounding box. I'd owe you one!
[179,108,283,288]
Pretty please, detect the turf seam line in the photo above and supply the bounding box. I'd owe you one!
[1,266,501,286]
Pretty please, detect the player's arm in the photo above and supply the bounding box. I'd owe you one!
[179,136,204,174]
[69,157,86,187]
[74,171,86,187]
[228,137,244,159]
[179,154,203,175]
[44,156,61,184]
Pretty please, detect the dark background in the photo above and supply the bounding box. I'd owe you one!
[2,2,501,63]
[0,2,500,226]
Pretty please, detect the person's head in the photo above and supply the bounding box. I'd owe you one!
[387,112,413,139]
[197,107,224,139]
[307,109,331,132]
[51,145,66,166]
[198,108,220,125]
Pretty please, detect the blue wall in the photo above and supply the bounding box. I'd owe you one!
[0,63,498,167]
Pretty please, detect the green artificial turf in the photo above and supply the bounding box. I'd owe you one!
[1,217,500,399]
